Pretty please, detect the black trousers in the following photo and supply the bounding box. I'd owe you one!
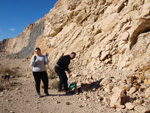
[54,66,68,92]
[32,71,48,93]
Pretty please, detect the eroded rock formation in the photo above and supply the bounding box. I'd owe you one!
[1,0,150,111]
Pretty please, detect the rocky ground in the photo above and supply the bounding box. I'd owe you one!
[0,52,115,113]
[0,52,150,113]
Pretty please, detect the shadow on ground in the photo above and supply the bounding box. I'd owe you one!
[77,78,104,93]
[46,78,104,97]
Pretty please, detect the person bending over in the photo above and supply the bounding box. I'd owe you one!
[54,52,76,95]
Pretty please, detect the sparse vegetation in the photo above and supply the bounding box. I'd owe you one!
[48,71,57,79]
[0,85,4,91]
[48,71,59,89]
[0,66,20,91]
[0,67,20,77]
[50,79,59,89]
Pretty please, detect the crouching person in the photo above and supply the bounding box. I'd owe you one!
[54,52,76,95]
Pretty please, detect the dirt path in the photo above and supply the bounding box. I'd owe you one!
[0,55,118,113]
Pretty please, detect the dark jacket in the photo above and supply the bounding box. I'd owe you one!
[56,55,71,71]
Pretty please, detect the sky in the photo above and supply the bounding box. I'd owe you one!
[0,0,58,41]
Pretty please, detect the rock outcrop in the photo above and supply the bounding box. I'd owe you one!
[1,0,150,112]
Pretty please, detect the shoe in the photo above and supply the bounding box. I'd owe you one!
[58,89,62,92]
[45,93,49,96]
[44,91,49,96]
[65,91,70,95]
[37,93,41,98]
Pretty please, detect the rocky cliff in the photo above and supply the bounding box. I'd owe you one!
[1,0,150,73]
[1,0,150,111]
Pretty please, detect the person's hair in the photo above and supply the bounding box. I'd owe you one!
[35,47,41,51]
[71,52,76,55]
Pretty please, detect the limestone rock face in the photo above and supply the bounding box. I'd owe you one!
[1,0,150,83]
[54,0,149,74]
[43,0,150,75]
[1,0,150,72]
[1,0,150,112]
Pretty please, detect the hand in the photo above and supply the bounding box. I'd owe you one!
[45,53,48,57]
[34,56,37,61]
[68,73,72,77]
[67,70,71,74]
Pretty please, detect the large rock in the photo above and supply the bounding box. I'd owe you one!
[100,77,111,86]
[129,87,137,94]
[125,102,136,110]
[110,87,126,107]
[145,87,150,98]
[134,105,149,113]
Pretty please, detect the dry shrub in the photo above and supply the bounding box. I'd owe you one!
[0,67,20,78]
[48,71,57,79]
[0,80,11,91]
[0,67,20,91]
[0,84,4,91]
[50,79,59,89]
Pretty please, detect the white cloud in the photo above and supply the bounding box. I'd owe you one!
[9,28,15,32]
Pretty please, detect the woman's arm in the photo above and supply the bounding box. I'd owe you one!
[30,56,36,66]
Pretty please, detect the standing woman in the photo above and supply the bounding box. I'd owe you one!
[30,47,49,98]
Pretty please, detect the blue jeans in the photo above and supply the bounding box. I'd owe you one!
[54,66,68,92]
